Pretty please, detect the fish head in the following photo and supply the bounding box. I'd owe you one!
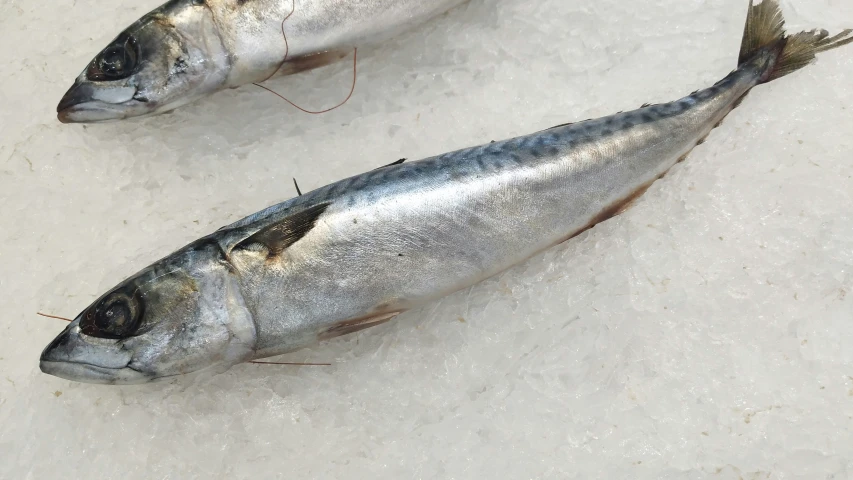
[57,0,230,123]
[40,240,257,384]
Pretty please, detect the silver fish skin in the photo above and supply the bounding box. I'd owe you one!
[56,0,469,123]
[41,1,852,384]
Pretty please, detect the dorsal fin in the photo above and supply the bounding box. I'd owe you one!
[543,121,574,131]
[235,202,331,256]
[375,158,406,170]
[640,102,652,108]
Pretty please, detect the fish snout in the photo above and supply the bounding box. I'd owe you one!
[39,321,141,384]
[57,82,90,116]
[39,320,83,366]
[56,80,138,123]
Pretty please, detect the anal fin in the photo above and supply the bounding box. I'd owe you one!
[614,182,655,215]
[568,178,660,243]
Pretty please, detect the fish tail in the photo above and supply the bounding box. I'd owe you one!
[739,0,852,83]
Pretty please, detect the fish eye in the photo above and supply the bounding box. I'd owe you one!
[87,35,138,81]
[80,291,143,339]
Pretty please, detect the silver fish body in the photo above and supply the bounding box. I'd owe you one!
[41,1,852,384]
[56,0,469,123]
[232,74,754,358]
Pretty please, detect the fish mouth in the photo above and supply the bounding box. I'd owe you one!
[56,81,143,123]
[39,321,151,385]
[39,360,152,385]
[57,102,134,124]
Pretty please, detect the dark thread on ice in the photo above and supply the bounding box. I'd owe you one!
[253,0,359,114]
[254,50,358,114]
[259,0,297,83]
[37,312,72,322]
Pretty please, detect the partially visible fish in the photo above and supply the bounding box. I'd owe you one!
[41,1,851,384]
[56,0,469,123]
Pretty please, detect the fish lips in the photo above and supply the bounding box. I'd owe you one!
[39,320,151,385]
[56,81,143,123]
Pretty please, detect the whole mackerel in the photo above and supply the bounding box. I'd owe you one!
[56,0,469,123]
[41,1,852,384]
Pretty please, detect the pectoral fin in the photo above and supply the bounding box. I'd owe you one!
[234,202,331,257]
[319,312,401,341]
[277,49,353,76]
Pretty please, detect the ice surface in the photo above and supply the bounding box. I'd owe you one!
[1,0,852,478]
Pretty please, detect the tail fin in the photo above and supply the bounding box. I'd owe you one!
[739,0,852,83]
